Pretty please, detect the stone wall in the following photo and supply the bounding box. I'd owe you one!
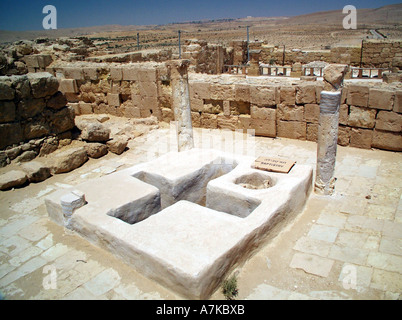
[246,40,401,68]
[45,61,401,152]
[183,79,402,152]
[0,72,76,165]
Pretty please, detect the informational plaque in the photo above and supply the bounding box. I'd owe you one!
[252,156,296,174]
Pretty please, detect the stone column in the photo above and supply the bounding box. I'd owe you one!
[314,64,347,195]
[314,91,341,195]
[167,59,194,152]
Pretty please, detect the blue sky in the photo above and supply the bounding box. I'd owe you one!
[0,0,400,31]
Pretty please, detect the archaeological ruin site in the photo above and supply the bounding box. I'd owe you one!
[0,4,401,301]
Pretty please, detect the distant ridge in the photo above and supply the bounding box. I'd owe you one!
[0,4,400,43]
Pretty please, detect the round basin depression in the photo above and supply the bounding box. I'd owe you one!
[235,172,275,190]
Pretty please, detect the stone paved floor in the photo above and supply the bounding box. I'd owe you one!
[0,126,401,300]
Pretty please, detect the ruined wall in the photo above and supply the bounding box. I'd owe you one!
[182,40,231,74]
[246,40,401,68]
[44,61,401,152]
[181,79,402,151]
[0,73,75,164]
[48,62,167,120]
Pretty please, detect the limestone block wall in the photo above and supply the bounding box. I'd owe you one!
[181,78,402,152]
[48,62,168,120]
[46,61,401,152]
[245,40,401,68]
[0,72,75,160]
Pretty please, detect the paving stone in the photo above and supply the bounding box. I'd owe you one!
[17,218,50,242]
[363,235,381,251]
[379,237,402,256]
[370,269,402,293]
[41,243,70,261]
[8,246,43,267]
[338,263,373,291]
[246,283,291,300]
[345,215,384,234]
[307,224,339,243]
[293,236,332,257]
[336,230,369,249]
[0,214,39,238]
[62,287,98,300]
[83,268,121,296]
[340,196,367,215]
[367,252,402,273]
[382,221,402,239]
[35,234,54,250]
[357,165,378,179]
[290,253,334,277]
[328,244,369,265]
[0,256,48,287]
[316,211,347,228]
[0,235,32,256]
[365,204,396,220]
[113,283,162,300]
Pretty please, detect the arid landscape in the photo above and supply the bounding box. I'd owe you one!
[1,4,402,51]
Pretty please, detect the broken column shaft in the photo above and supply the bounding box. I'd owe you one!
[314,91,341,195]
[167,59,194,152]
[314,64,347,195]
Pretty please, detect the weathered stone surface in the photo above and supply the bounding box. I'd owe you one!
[306,123,318,142]
[216,115,239,130]
[0,170,28,190]
[19,98,46,119]
[368,88,394,111]
[166,59,194,152]
[59,79,78,94]
[234,84,250,102]
[0,76,15,100]
[39,137,59,156]
[0,101,16,123]
[277,120,306,140]
[23,119,50,140]
[106,137,128,155]
[323,64,348,91]
[15,150,37,163]
[49,106,75,134]
[279,86,296,106]
[339,104,349,125]
[107,93,121,107]
[251,118,276,137]
[0,151,9,168]
[277,104,304,121]
[350,128,373,149]
[0,123,23,149]
[337,126,351,146]
[347,106,377,129]
[47,91,67,110]
[5,146,22,160]
[250,86,277,106]
[27,73,59,98]
[79,122,110,142]
[375,111,402,132]
[85,142,108,158]
[372,130,402,152]
[51,147,88,174]
[110,67,123,81]
[296,84,316,104]
[20,160,51,183]
[304,104,320,123]
[346,85,369,107]
[250,106,276,120]
[10,75,31,99]
[394,91,402,114]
